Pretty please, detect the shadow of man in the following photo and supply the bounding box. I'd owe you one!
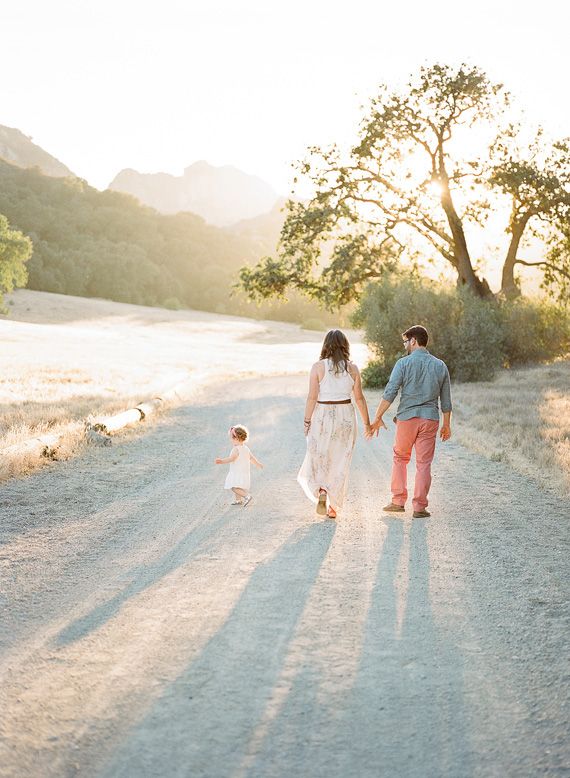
[245,518,474,778]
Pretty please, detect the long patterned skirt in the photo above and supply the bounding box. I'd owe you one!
[297,403,357,511]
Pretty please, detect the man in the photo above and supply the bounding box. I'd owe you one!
[369,325,452,518]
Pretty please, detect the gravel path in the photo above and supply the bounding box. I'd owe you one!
[1,375,568,777]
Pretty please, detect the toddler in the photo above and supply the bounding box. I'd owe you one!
[215,424,263,506]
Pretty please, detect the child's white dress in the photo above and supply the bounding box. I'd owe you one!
[224,445,251,491]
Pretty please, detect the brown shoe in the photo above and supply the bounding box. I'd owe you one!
[383,503,405,513]
[413,510,431,518]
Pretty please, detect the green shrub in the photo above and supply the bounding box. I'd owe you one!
[361,359,393,388]
[354,273,504,383]
[452,291,504,381]
[500,298,570,366]
[355,273,570,385]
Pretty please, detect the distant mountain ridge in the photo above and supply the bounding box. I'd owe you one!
[109,161,278,227]
[0,125,74,178]
[227,196,287,252]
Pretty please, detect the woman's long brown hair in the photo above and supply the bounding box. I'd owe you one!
[320,329,350,374]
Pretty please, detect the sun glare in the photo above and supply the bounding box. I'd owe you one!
[427,179,444,197]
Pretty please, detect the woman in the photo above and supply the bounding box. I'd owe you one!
[297,329,371,518]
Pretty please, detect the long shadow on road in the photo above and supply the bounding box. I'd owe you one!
[52,393,304,649]
[100,519,336,778]
[53,480,232,647]
[244,518,473,778]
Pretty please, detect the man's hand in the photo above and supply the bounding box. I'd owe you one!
[440,424,451,442]
[369,417,388,437]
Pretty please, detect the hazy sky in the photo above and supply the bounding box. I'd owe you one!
[3,0,569,194]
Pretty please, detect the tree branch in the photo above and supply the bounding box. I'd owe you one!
[514,258,570,281]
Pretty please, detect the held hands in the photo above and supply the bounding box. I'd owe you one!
[440,424,452,442]
[367,417,388,438]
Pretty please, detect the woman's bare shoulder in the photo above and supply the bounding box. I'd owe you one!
[347,361,360,376]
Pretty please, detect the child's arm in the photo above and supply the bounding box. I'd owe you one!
[214,448,239,465]
[249,451,264,469]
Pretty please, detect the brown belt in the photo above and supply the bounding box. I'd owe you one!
[317,399,352,405]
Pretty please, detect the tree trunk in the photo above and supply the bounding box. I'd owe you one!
[501,215,530,299]
[440,185,490,298]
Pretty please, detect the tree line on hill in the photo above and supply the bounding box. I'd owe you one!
[0,160,342,328]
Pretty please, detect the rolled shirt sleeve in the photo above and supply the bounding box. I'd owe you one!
[439,366,452,413]
[382,359,404,403]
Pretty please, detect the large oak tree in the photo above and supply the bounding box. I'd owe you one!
[240,64,570,309]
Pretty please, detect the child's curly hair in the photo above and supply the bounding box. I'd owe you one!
[230,424,249,442]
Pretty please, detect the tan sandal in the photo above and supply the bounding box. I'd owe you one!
[316,490,327,515]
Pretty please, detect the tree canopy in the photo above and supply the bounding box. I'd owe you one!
[239,63,570,309]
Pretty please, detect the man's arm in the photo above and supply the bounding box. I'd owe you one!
[439,366,452,441]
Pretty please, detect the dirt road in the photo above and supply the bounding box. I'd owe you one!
[1,375,568,777]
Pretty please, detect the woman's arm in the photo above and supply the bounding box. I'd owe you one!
[303,363,321,436]
[215,448,239,465]
[349,363,372,435]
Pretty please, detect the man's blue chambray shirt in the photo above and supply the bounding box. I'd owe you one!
[382,348,452,422]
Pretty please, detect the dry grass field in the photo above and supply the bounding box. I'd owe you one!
[0,289,365,480]
[453,360,570,496]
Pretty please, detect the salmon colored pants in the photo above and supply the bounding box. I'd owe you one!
[391,417,439,511]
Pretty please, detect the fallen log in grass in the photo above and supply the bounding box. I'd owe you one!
[90,396,165,434]
[3,432,62,461]
[1,374,207,473]
[135,398,164,419]
[91,407,144,434]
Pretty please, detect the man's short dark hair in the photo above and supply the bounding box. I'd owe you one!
[403,325,429,347]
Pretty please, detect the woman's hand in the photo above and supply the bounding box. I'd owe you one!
[214,457,223,465]
[369,417,388,437]
[304,419,311,437]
